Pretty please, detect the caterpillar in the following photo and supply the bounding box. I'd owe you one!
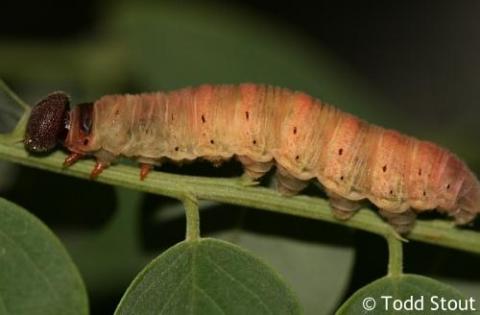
[24,84,480,233]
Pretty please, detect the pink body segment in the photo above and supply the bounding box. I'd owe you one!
[64,84,480,233]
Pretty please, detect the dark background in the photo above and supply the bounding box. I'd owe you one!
[3,0,480,128]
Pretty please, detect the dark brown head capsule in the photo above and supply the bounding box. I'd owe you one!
[24,92,70,153]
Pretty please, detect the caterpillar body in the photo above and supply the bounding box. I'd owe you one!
[24,84,480,233]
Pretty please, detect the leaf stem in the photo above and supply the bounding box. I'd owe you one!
[386,232,403,277]
[0,79,30,111]
[182,194,200,241]
[1,141,479,254]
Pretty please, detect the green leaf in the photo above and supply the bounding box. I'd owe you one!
[336,274,480,315]
[0,197,88,315]
[439,277,480,304]
[132,198,353,314]
[215,228,353,315]
[115,238,302,315]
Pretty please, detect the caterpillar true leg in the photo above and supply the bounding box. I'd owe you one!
[275,164,309,196]
[63,152,84,167]
[140,163,153,180]
[326,191,362,220]
[90,161,108,179]
[89,150,116,179]
[378,208,417,234]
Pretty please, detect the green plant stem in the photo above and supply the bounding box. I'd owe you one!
[0,141,479,254]
[0,79,30,111]
[182,194,200,241]
[386,233,403,277]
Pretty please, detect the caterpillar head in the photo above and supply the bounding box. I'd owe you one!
[24,92,70,153]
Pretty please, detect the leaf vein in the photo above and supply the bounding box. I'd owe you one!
[130,249,191,310]
[158,273,191,315]
[204,254,274,315]
[194,285,226,315]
